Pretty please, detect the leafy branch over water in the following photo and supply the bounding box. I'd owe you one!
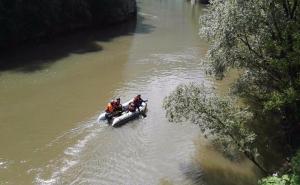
[164,0,300,183]
[163,83,266,173]
[200,0,300,131]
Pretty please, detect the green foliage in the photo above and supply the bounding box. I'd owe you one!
[259,175,292,185]
[164,0,300,175]
[0,0,136,46]
[200,0,300,142]
[264,87,297,111]
[163,83,254,143]
[291,150,300,184]
[259,151,300,185]
[163,83,266,170]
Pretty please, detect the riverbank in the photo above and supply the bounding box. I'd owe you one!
[0,0,137,49]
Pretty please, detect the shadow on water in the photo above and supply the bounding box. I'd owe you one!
[181,139,261,185]
[0,15,155,73]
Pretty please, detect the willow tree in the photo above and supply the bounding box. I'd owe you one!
[164,0,300,175]
[163,83,268,172]
[200,0,300,134]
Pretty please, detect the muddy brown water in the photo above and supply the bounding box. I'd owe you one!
[0,0,259,184]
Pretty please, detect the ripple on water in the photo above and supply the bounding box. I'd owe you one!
[0,159,9,169]
[35,119,108,185]
[138,12,159,19]
[35,46,205,185]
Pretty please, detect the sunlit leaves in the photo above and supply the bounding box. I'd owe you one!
[200,0,300,132]
[163,83,256,154]
[259,174,292,185]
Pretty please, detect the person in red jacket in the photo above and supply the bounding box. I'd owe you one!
[133,95,145,109]
[114,98,123,112]
[132,94,148,113]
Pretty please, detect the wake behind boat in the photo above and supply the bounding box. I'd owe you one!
[97,98,147,127]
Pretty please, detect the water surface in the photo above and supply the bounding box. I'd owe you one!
[0,1,258,184]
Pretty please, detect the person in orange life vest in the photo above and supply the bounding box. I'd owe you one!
[105,100,118,119]
[105,100,115,113]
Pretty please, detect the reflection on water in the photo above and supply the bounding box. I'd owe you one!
[0,18,139,185]
[184,139,260,185]
[0,15,155,73]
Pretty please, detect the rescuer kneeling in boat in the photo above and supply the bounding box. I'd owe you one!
[127,102,136,112]
[131,94,147,118]
[114,98,123,112]
[105,98,123,119]
[133,94,146,111]
[105,100,115,119]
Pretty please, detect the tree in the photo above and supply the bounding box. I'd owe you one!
[164,0,300,175]
[200,0,300,148]
[201,0,300,133]
[163,83,267,173]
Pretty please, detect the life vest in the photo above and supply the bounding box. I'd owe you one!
[106,103,114,113]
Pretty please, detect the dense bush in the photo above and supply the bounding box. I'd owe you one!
[259,150,300,185]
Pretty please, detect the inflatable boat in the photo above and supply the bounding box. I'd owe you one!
[97,99,147,127]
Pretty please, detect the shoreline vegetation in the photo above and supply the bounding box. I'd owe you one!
[0,0,137,49]
[1,0,298,184]
[164,0,300,184]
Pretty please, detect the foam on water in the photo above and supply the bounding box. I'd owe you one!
[0,159,9,169]
[35,119,107,185]
[138,12,159,19]
[64,132,97,156]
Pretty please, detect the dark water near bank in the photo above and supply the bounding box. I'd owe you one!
[0,0,259,184]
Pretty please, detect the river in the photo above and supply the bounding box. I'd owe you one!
[0,0,258,185]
